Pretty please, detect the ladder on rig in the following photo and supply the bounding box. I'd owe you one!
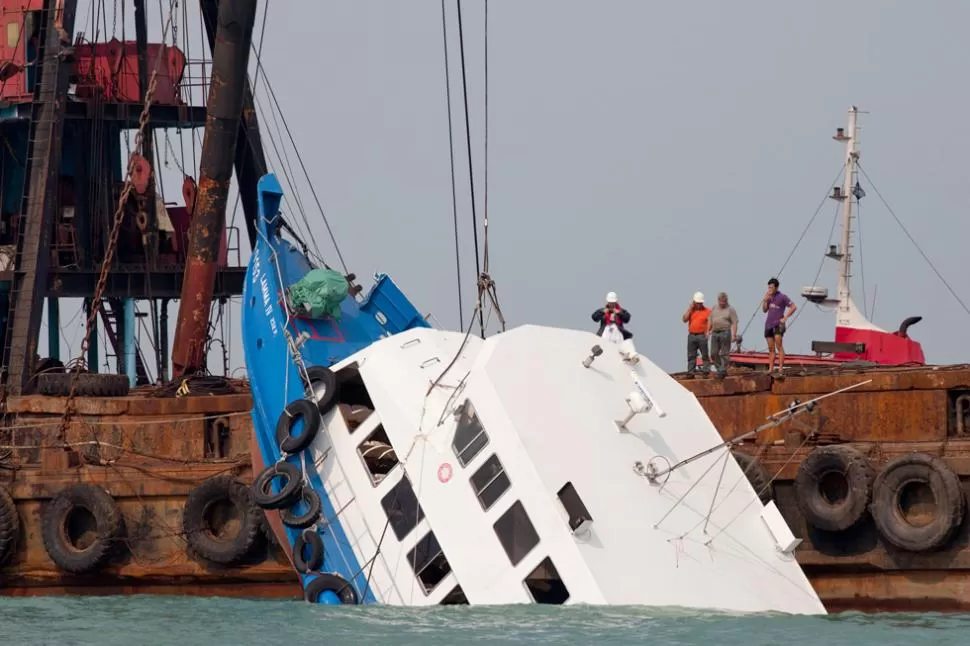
[0,0,78,397]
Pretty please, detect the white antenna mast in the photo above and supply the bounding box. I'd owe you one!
[831,106,860,324]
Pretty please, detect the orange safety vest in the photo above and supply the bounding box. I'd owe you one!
[688,306,710,334]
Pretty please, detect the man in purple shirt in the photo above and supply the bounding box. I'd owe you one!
[762,277,797,375]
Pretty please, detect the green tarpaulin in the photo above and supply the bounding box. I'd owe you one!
[286,268,348,320]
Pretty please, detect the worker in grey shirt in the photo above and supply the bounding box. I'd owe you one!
[707,292,738,379]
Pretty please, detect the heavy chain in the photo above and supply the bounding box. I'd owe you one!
[56,3,178,440]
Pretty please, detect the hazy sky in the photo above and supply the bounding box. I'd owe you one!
[42,0,970,378]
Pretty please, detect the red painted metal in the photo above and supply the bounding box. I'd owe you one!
[0,2,55,103]
[0,1,184,106]
[72,39,186,106]
[728,351,846,367]
[833,326,926,365]
[730,323,926,368]
[130,153,150,194]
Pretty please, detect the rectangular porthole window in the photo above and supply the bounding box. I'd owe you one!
[452,400,488,467]
[358,424,399,485]
[440,585,468,605]
[469,453,510,511]
[381,474,425,540]
[493,500,539,566]
[334,362,375,433]
[524,557,570,604]
[407,531,452,594]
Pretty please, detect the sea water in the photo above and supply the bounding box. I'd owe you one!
[0,596,965,645]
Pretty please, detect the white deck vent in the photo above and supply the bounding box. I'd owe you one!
[759,500,802,555]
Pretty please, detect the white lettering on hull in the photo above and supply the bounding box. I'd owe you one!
[250,252,279,337]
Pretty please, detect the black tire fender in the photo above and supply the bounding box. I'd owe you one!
[0,486,18,565]
[37,372,130,397]
[182,475,262,566]
[731,449,773,504]
[252,461,303,510]
[276,399,322,455]
[304,366,340,415]
[294,529,324,573]
[281,486,322,530]
[42,484,124,574]
[794,445,875,531]
[870,452,965,552]
[305,572,359,605]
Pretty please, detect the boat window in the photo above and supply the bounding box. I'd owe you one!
[407,531,452,594]
[381,474,425,540]
[439,585,468,605]
[469,453,510,511]
[335,362,375,433]
[358,424,399,485]
[452,399,488,467]
[523,557,570,604]
[493,500,539,566]
[556,482,593,533]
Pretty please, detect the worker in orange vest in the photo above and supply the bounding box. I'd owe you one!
[682,291,711,377]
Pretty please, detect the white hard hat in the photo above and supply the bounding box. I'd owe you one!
[693,291,704,303]
[606,291,618,303]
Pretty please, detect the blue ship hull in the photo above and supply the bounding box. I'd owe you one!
[241,173,430,604]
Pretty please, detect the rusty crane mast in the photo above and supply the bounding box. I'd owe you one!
[0,0,267,400]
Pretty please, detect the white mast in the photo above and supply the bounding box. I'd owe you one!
[836,106,859,323]
[821,106,880,331]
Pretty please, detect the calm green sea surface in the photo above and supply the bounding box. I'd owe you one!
[1,596,966,645]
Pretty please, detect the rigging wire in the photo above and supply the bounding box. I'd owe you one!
[482,0,490,288]
[856,199,867,318]
[440,0,464,330]
[251,54,348,274]
[857,162,970,317]
[737,161,847,341]
[455,0,485,338]
[780,202,842,333]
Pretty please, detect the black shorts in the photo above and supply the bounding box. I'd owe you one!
[764,323,786,338]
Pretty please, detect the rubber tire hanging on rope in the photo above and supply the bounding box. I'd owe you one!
[41,484,124,574]
[276,399,323,455]
[303,366,340,415]
[870,452,965,552]
[794,445,875,532]
[731,450,773,504]
[304,572,359,605]
[294,529,324,574]
[0,486,18,565]
[252,462,303,510]
[182,475,263,566]
[281,486,322,530]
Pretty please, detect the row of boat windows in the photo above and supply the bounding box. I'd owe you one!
[335,364,581,604]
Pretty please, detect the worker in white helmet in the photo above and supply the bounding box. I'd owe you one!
[592,291,632,340]
[682,291,711,377]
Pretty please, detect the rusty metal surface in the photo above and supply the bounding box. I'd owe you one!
[171,0,258,377]
[200,0,268,249]
[809,571,970,613]
[676,365,970,443]
[672,364,970,612]
[0,389,300,598]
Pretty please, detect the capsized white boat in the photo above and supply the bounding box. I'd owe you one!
[242,172,826,612]
[295,325,825,612]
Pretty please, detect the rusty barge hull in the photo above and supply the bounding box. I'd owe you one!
[675,364,970,612]
[0,388,300,598]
